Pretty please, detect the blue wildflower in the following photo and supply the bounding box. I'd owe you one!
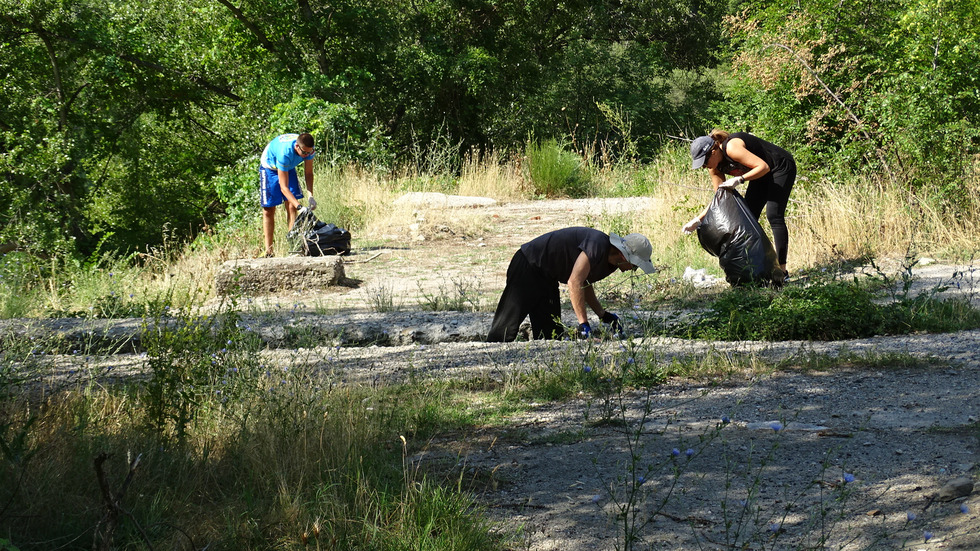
[637,476,645,485]
[591,494,601,503]
[768,523,780,533]
[907,512,916,521]
[770,421,783,432]
[685,448,695,458]
[843,473,855,483]
[923,531,932,542]
[961,504,969,514]
[671,448,680,457]
[583,365,592,373]
[721,415,730,424]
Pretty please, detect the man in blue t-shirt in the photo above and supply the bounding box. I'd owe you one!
[486,227,656,342]
[259,132,316,257]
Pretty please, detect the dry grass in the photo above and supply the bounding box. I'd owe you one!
[792,177,980,265]
[456,149,532,201]
[136,147,980,305]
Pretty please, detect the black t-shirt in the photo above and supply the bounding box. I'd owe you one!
[520,227,616,284]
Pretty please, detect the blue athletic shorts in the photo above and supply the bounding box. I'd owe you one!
[259,166,304,208]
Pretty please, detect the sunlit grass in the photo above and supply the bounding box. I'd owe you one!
[4,143,980,318]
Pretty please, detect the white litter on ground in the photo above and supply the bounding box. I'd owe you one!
[683,266,725,288]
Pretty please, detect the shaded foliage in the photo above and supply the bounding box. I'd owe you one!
[1,0,726,259]
[3,0,979,261]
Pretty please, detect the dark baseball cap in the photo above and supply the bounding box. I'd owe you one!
[690,136,715,169]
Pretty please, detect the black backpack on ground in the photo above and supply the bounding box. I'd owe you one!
[696,189,782,287]
[287,208,352,256]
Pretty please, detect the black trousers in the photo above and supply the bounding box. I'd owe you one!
[486,250,563,342]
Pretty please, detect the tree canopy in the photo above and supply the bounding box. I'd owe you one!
[1,0,977,259]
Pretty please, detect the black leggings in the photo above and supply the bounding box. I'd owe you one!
[742,160,796,266]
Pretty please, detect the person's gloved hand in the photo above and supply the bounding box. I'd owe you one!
[577,322,592,339]
[600,311,623,337]
[308,195,317,210]
[682,217,702,234]
[297,205,308,216]
[719,175,744,189]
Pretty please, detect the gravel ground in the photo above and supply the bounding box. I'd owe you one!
[7,196,980,550]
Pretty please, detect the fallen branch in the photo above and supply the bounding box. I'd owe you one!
[344,251,385,263]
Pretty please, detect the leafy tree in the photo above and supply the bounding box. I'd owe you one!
[0,0,246,258]
[0,0,729,259]
[718,0,980,196]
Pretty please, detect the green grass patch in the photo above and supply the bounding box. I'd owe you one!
[653,275,980,341]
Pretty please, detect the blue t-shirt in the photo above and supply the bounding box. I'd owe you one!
[260,133,315,171]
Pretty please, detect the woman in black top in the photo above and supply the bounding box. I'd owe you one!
[684,129,797,275]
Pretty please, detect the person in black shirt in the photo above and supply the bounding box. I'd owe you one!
[486,227,655,342]
[685,129,797,276]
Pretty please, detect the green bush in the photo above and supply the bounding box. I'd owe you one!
[525,139,591,197]
[141,311,264,444]
[266,97,393,168]
[211,157,260,229]
[660,277,980,341]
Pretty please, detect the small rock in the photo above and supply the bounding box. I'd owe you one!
[937,476,974,502]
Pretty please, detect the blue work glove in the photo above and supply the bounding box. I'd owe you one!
[600,311,623,337]
[577,322,592,339]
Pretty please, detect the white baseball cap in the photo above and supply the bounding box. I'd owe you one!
[609,232,656,274]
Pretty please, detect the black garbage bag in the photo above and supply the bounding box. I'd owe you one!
[287,208,352,256]
[696,189,782,286]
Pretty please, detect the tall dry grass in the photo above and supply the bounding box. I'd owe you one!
[20,146,977,316]
[264,148,980,276]
[456,149,531,201]
[591,148,980,273]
